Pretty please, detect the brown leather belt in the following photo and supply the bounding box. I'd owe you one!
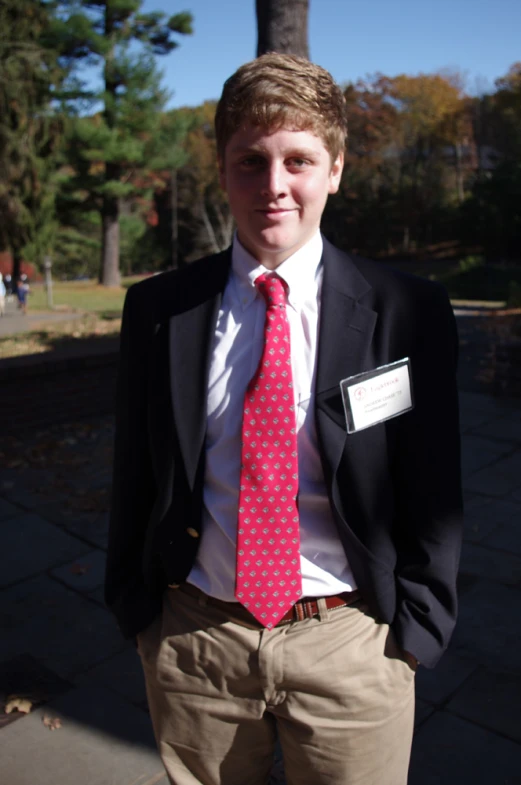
[277,590,361,625]
[173,582,361,626]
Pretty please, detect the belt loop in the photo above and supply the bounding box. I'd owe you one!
[317,597,329,621]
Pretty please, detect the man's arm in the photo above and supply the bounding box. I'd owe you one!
[390,283,463,668]
[104,284,159,638]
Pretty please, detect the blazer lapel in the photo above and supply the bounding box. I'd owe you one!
[169,251,231,489]
[315,240,378,480]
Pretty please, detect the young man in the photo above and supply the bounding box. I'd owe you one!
[106,54,463,785]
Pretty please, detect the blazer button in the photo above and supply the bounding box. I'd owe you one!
[186,527,200,538]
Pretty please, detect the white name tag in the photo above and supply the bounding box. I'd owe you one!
[340,358,414,434]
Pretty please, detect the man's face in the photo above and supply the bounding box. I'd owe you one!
[219,124,343,269]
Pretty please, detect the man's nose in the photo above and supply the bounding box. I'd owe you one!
[261,162,287,198]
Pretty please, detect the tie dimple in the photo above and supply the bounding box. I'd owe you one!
[235,273,302,628]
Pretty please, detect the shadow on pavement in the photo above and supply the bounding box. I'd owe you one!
[0,309,521,785]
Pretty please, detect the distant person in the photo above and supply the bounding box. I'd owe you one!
[106,53,463,785]
[4,273,13,302]
[16,274,29,315]
[0,273,5,316]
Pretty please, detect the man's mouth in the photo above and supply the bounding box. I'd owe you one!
[257,208,296,216]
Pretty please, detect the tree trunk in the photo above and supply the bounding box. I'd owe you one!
[101,14,121,287]
[100,195,121,286]
[403,225,410,254]
[200,195,220,254]
[256,0,309,58]
[214,203,235,249]
[11,247,22,282]
[454,143,464,204]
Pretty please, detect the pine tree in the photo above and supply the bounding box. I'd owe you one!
[0,0,64,280]
[48,0,193,285]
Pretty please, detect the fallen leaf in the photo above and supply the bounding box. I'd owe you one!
[69,562,90,575]
[42,715,62,731]
[5,696,33,714]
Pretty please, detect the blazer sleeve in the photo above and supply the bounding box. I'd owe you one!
[104,284,160,638]
[390,283,463,667]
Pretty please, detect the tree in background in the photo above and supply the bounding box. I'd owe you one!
[142,108,193,270]
[389,73,474,252]
[180,102,234,258]
[325,75,399,255]
[48,0,192,285]
[493,63,521,158]
[256,0,309,58]
[323,70,483,260]
[462,63,521,261]
[148,102,234,266]
[0,0,64,280]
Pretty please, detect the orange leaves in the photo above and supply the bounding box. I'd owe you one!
[5,696,33,715]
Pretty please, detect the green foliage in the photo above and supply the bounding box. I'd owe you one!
[0,0,65,271]
[119,213,147,275]
[460,162,521,261]
[507,281,521,308]
[440,264,521,302]
[51,212,101,279]
[457,255,485,273]
[3,4,521,288]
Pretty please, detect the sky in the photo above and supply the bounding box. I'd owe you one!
[134,0,521,109]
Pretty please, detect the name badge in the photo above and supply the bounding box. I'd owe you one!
[340,358,414,434]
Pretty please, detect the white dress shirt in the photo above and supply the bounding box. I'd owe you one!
[187,232,356,600]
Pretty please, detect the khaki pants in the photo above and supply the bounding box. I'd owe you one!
[138,584,415,785]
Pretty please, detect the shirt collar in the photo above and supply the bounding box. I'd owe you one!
[231,231,323,312]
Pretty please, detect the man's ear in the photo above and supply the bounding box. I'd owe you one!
[218,157,226,191]
[328,152,344,195]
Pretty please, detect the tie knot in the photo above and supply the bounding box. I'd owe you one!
[255,273,287,309]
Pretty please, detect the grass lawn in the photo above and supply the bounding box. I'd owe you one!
[383,260,521,304]
[3,265,520,362]
[25,265,521,312]
[439,265,521,303]
[27,276,145,314]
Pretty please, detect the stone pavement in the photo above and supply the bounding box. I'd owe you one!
[1,375,521,783]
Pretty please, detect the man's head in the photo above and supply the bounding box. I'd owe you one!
[216,54,347,268]
[215,53,347,163]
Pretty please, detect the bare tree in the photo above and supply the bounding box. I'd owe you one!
[256,0,309,59]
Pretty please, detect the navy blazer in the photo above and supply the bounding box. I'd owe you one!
[105,238,463,668]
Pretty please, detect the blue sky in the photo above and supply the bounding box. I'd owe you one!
[138,0,521,108]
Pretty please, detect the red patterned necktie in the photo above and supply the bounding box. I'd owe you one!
[236,272,302,628]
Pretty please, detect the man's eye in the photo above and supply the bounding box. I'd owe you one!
[288,158,308,168]
[240,156,264,167]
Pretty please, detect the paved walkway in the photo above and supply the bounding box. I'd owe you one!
[1,352,520,782]
[0,298,85,336]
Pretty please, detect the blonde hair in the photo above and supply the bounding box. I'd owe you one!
[215,53,347,161]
